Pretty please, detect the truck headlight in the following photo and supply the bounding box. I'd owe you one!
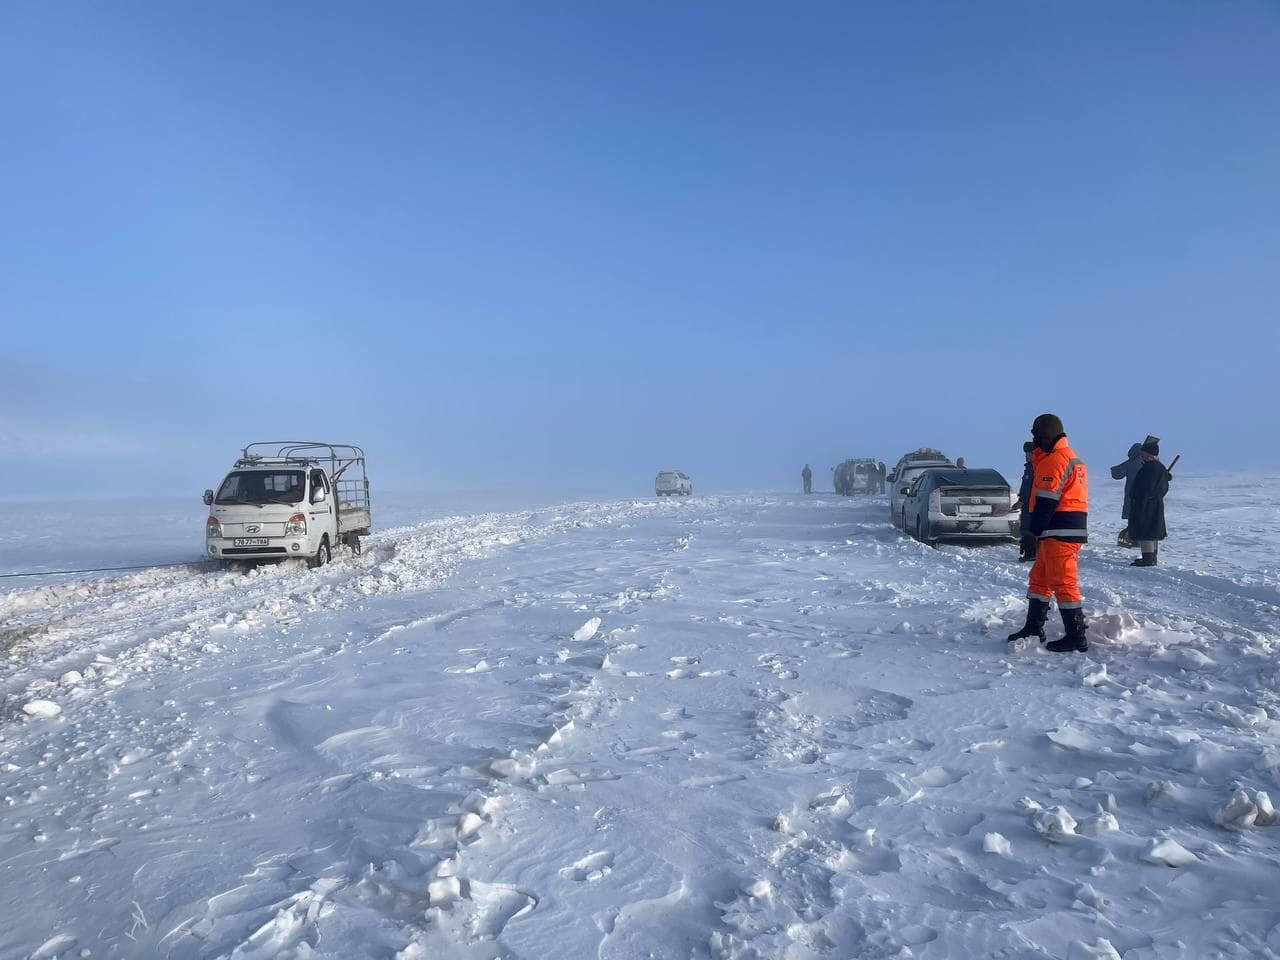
[206,518,222,539]
[285,513,307,537]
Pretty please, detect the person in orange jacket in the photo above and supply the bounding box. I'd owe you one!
[1007,413,1090,652]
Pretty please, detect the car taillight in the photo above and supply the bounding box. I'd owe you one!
[206,517,222,538]
[929,490,941,513]
[285,514,307,536]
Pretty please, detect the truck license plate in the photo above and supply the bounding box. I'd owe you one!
[233,538,270,547]
[957,505,992,515]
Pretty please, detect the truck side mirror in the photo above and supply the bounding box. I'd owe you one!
[311,488,327,504]
[203,490,214,506]
[899,486,911,496]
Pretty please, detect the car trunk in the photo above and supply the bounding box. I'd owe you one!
[938,485,1011,518]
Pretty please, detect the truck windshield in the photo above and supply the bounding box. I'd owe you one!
[215,471,306,505]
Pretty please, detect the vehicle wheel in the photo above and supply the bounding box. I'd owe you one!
[344,532,362,556]
[916,516,934,547]
[309,536,331,569]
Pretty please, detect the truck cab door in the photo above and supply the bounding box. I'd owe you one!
[308,469,334,532]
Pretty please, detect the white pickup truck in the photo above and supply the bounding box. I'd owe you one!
[203,442,372,567]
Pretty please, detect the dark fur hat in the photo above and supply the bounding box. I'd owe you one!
[1032,413,1065,441]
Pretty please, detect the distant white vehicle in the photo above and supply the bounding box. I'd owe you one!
[204,442,372,567]
[833,458,879,496]
[887,448,953,529]
[655,471,693,497]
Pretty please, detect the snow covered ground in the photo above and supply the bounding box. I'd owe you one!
[2,476,1280,959]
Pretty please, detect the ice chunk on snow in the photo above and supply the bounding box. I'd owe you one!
[489,754,536,779]
[59,670,83,686]
[1214,788,1279,830]
[1204,700,1268,729]
[28,934,77,960]
[1141,836,1197,867]
[22,699,62,719]
[1079,810,1120,836]
[1019,799,1079,843]
[1073,883,1108,910]
[1215,790,1260,830]
[1067,938,1122,960]
[1257,791,1278,823]
[1032,806,1079,843]
[457,812,484,838]
[427,876,461,906]
[1173,647,1213,670]
[573,617,602,642]
[983,832,1011,856]
[1079,661,1108,687]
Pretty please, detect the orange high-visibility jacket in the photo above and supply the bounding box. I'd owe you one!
[1028,436,1088,543]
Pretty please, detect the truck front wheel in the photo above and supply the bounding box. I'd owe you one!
[309,536,331,569]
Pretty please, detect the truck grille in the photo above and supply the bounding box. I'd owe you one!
[222,547,289,556]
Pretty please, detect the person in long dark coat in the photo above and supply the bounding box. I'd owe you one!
[1128,438,1170,567]
[1017,441,1037,562]
[1110,442,1144,547]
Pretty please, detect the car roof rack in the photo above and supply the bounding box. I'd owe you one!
[235,441,367,482]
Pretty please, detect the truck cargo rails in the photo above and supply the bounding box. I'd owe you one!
[203,441,372,568]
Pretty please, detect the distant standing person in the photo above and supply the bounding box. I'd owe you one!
[1128,437,1171,567]
[877,461,887,494]
[1110,442,1144,547]
[1017,441,1037,562]
[802,464,813,495]
[1007,413,1089,653]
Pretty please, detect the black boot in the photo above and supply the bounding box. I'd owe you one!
[1007,597,1050,644]
[1046,607,1088,652]
[1131,552,1156,567]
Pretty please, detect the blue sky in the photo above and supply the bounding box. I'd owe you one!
[3,1,1277,498]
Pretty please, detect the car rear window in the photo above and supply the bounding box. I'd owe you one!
[926,469,1007,487]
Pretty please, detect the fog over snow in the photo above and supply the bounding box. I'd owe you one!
[3,3,1279,498]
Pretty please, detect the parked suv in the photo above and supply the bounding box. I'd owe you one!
[901,467,1019,545]
[655,471,693,497]
[887,448,953,529]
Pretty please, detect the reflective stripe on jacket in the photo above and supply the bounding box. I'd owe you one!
[1027,437,1088,543]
